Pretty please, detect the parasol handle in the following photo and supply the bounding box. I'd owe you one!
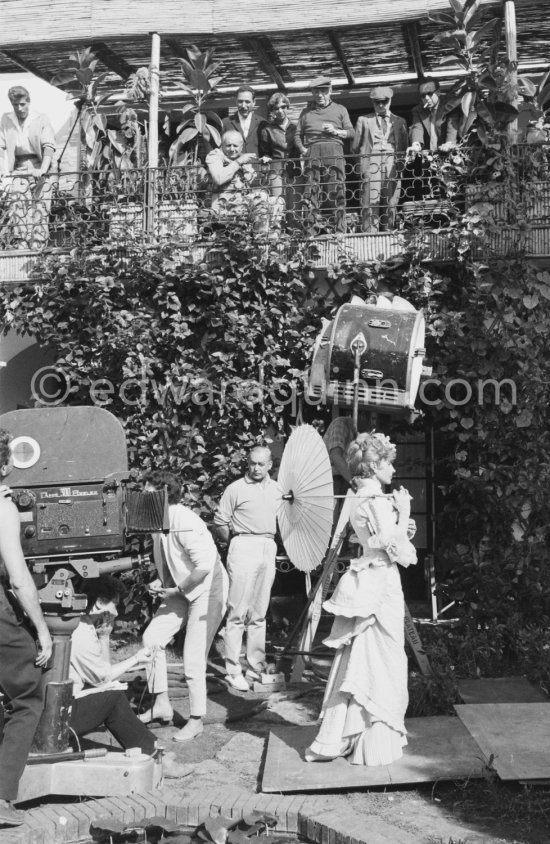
[281,490,295,502]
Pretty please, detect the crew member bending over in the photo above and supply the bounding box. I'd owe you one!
[140,470,228,742]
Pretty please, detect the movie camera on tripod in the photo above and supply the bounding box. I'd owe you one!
[0,405,168,801]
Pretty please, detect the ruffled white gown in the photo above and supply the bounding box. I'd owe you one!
[307,478,416,766]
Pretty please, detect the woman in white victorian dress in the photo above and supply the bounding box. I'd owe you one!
[306,431,417,766]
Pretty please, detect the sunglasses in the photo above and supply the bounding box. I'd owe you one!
[373,99,390,105]
[273,104,289,109]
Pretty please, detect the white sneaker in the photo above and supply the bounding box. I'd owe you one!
[226,673,250,692]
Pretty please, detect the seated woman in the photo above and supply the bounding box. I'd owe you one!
[306,431,417,766]
[69,575,187,778]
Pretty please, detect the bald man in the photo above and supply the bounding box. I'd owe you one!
[214,447,280,691]
[205,130,258,217]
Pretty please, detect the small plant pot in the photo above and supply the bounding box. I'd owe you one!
[156,199,198,241]
[106,202,144,242]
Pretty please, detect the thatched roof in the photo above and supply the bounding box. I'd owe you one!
[1,0,548,96]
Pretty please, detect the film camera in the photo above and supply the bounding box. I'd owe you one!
[0,405,168,800]
[1,405,167,611]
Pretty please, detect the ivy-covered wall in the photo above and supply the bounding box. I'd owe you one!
[0,231,331,515]
[2,209,550,682]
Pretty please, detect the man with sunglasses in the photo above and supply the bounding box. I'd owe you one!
[295,76,354,235]
[408,78,459,155]
[407,78,461,203]
[352,86,408,232]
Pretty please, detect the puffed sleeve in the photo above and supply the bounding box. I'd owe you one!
[354,495,397,550]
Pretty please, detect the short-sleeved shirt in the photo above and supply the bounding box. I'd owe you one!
[70,617,114,698]
[214,475,280,537]
[323,417,356,473]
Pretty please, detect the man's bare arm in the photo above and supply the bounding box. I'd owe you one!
[329,446,352,483]
[0,499,52,665]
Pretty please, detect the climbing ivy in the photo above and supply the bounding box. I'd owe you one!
[0,227,329,517]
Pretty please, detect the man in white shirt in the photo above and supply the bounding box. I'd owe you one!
[222,86,267,156]
[214,447,280,692]
[139,471,228,742]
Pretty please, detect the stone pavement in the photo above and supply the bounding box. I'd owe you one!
[0,680,507,844]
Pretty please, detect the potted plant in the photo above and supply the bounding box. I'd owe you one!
[51,50,152,243]
[427,0,521,227]
[158,45,225,242]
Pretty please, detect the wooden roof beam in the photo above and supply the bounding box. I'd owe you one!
[242,36,289,92]
[326,30,356,87]
[90,41,135,80]
[165,38,189,60]
[404,22,425,80]
[0,50,51,82]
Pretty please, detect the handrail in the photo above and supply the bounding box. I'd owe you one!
[0,144,548,254]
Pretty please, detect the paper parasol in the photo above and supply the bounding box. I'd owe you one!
[277,424,334,572]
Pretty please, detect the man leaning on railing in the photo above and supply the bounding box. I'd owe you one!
[0,86,56,251]
[205,130,282,236]
[405,77,460,206]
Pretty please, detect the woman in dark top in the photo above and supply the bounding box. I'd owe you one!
[259,92,301,225]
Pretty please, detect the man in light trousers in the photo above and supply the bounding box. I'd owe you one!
[140,470,228,741]
[214,446,280,692]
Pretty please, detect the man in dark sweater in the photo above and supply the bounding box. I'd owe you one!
[296,76,354,234]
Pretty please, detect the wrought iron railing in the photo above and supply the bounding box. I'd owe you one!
[1,145,549,254]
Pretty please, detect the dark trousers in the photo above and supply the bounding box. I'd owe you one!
[302,142,347,234]
[0,594,45,802]
[69,690,156,755]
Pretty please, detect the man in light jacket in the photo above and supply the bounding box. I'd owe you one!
[352,86,409,232]
[139,470,228,742]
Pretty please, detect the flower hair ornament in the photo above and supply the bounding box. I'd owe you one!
[370,431,394,452]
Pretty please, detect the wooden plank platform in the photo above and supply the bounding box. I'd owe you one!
[457,676,548,705]
[261,717,485,793]
[455,703,550,781]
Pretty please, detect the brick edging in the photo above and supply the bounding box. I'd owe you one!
[0,789,414,844]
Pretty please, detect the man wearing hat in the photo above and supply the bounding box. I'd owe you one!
[407,78,460,201]
[295,77,354,234]
[352,86,408,232]
[408,78,459,154]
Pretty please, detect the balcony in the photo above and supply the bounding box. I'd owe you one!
[2,144,550,283]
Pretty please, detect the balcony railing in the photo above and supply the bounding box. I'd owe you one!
[1,145,550,273]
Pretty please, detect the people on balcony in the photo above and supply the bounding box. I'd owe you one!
[295,77,354,235]
[222,85,267,157]
[259,92,301,229]
[352,87,409,233]
[0,86,56,250]
[406,78,460,205]
[206,130,282,234]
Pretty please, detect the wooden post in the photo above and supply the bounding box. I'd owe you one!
[147,31,161,234]
[504,0,518,142]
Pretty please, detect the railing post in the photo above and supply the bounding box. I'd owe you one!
[146,31,161,236]
[504,0,518,143]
